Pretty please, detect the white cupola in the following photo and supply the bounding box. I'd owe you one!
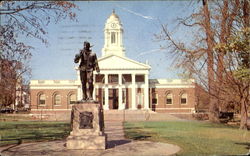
[102,10,125,57]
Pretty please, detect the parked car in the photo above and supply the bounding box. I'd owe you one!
[0,108,14,113]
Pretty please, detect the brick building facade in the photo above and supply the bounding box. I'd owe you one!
[30,11,196,116]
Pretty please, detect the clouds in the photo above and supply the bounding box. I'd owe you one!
[136,48,164,58]
[116,4,157,20]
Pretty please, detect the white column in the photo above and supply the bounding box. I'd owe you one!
[76,68,82,100]
[131,74,136,110]
[93,74,96,100]
[76,68,80,81]
[104,74,109,110]
[144,74,149,110]
[118,74,123,110]
[93,87,96,101]
[77,86,82,100]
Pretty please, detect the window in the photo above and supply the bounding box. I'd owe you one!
[108,74,118,84]
[54,94,61,105]
[152,92,158,105]
[111,32,116,44]
[69,94,76,104]
[38,93,45,105]
[122,74,131,84]
[135,75,145,82]
[166,93,172,104]
[180,93,187,104]
[95,74,104,83]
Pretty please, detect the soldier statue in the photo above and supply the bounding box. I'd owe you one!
[74,41,100,102]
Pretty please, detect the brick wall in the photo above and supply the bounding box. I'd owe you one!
[150,87,196,113]
[30,89,77,110]
[30,87,196,113]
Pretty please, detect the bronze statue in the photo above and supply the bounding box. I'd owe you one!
[74,41,100,102]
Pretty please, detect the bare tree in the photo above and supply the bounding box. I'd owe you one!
[157,0,249,128]
[0,1,77,110]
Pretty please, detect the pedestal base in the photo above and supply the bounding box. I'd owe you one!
[67,135,107,150]
[66,102,106,150]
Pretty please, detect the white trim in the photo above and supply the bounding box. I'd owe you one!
[95,84,146,89]
[53,105,62,106]
[169,113,194,114]
[150,85,195,89]
[30,86,78,89]
[38,104,46,106]
[144,74,149,110]
[31,109,71,111]
[153,108,195,110]
[165,93,173,105]
[180,92,188,105]
[96,70,150,75]
[131,73,136,110]
[98,54,151,69]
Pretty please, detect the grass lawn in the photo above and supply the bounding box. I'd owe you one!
[0,121,71,146]
[124,121,250,156]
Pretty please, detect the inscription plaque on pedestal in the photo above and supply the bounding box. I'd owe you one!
[79,111,93,129]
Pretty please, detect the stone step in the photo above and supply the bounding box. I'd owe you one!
[103,111,182,121]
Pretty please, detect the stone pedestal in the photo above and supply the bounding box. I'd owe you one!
[66,102,106,149]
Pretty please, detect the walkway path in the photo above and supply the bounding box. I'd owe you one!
[0,112,181,156]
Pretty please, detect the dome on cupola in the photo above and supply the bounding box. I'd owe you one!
[106,9,120,23]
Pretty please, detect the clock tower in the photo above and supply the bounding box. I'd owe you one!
[102,10,125,57]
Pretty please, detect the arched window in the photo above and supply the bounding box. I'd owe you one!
[111,32,116,44]
[166,93,173,105]
[180,93,187,104]
[38,93,46,105]
[69,94,76,104]
[54,94,61,105]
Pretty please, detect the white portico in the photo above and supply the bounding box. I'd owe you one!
[93,10,151,110]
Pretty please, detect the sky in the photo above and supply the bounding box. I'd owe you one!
[16,1,199,80]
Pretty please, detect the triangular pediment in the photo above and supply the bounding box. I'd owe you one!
[98,54,151,70]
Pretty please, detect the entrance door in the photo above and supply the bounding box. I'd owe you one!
[109,89,118,109]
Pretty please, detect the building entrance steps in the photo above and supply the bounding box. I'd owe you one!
[104,110,183,121]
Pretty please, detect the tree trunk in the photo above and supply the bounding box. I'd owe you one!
[239,0,249,130]
[240,95,249,130]
[216,0,228,113]
[203,0,220,122]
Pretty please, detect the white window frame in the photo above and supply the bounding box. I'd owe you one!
[166,93,173,105]
[180,93,188,105]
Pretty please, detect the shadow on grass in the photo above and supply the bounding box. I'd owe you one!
[0,132,70,147]
[0,122,70,130]
[235,142,250,150]
[107,139,131,148]
[0,129,70,146]
[124,128,155,141]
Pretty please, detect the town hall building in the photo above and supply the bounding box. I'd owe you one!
[30,11,196,116]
